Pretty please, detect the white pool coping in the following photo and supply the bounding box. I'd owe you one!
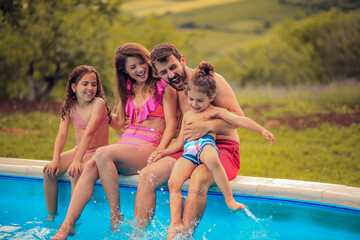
[1,157,359,210]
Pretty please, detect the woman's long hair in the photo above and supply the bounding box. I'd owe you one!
[114,43,160,125]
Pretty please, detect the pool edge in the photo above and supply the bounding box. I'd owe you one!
[1,157,359,209]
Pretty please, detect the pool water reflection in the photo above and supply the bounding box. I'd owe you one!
[0,176,359,240]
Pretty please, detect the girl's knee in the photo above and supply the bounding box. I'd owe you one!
[94,147,109,164]
[43,172,56,182]
[168,176,183,192]
[83,158,98,174]
[203,153,220,167]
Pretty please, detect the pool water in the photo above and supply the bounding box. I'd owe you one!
[0,175,359,240]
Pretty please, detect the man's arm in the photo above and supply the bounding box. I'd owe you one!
[184,73,244,140]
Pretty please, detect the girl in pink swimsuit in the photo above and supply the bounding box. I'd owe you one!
[51,43,177,240]
[43,65,112,221]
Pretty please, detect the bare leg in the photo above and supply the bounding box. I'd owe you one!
[43,149,76,221]
[69,152,94,196]
[181,165,214,237]
[167,158,195,240]
[51,159,99,240]
[134,156,176,231]
[95,144,154,228]
[201,146,245,211]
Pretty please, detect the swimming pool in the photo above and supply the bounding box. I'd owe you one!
[1,158,360,239]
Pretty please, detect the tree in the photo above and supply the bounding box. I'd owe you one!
[215,8,360,86]
[0,0,124,100]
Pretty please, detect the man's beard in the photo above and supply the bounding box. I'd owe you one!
[167,67,187,91]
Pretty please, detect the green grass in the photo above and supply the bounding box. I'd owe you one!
[239,124,360,187]
[164,0,308,58]
[235,80,360,118]
[0,113,120,160]
[0,82,359,187]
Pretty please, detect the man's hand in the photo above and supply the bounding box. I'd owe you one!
[184,121,209,141]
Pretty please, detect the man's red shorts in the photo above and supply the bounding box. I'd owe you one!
[169,139,240,180]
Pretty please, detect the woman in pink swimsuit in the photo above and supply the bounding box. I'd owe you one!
[51,43,177,240]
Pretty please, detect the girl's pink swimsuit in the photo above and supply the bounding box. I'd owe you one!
[117,79,167,147]
[71,105,109,154]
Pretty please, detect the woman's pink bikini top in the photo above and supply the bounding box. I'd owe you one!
[125,79,167,125]
[71,105,109,129]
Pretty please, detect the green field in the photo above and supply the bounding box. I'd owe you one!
[123,0,310,62]
[1,82,359,187]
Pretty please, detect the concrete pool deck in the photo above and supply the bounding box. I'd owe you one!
[1,157,359,209]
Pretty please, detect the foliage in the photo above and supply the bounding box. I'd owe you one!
[0,0,124,100]
[0,1,192,101]
[277,8,360,81]
[215,8,360,86]
[279,0,360,12]
[167,0,307,61]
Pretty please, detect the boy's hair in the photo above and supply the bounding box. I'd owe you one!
[61,65,111,122]
[187,61,216,98]
[150,42,182,68]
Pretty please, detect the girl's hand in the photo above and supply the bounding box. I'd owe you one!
[43,161,60,178]
[147,150,163,165]
[262,129,275,146]
[67,161,82,178]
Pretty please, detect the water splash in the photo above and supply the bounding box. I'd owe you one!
[244,207,260,223]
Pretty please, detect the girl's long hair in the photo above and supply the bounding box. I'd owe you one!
[61,65,111,122]
[114,42,160,125]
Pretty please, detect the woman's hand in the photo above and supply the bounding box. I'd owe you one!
[67,161,82,178]
[147,150,163,165]
[43,161,60,178]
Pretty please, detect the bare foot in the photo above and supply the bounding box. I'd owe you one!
[50,223,75,240]
[167,222,184,240]
[226,199,246,211]
[45,212,58,221]
[110,212,124,231]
